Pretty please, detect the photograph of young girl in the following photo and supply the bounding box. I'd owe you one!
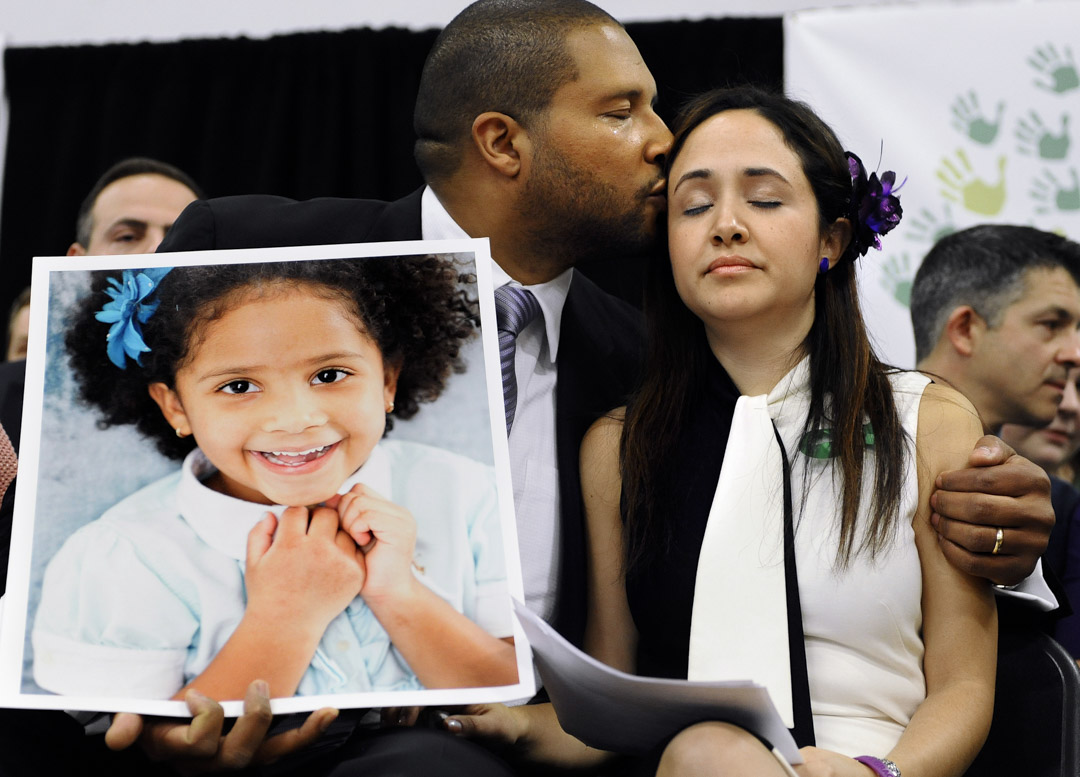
[1,241,530,716]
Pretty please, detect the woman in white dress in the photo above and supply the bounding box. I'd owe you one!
[450,87,997,777]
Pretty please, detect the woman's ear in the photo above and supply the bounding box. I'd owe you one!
[471,112,529,179]
[819,218,853,271]
[148,383,191,437]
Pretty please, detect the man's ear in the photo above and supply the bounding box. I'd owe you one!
[471,112,529,179]
[66,242,87,257]
[943,306,984,357]
[148,382,191,437]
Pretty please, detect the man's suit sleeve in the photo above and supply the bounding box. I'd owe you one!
[158,191,421,254]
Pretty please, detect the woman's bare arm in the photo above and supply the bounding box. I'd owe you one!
[886,383,997,777]
[445,412,635,768]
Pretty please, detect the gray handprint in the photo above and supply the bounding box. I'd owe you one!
[880,253,914,307]
[951,91,1004,145]
[1029,43,1080,94]
[1016,112,1070,159]
[905,203,956,244]
[1031,168,1080,214]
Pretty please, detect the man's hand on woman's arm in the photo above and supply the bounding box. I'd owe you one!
[931,435,1054,586]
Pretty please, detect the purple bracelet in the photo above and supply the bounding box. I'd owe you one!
[855,756,901,777]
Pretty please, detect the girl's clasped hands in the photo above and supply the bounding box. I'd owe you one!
[244,484,419,643]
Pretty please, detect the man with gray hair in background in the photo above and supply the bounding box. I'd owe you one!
[912,223,1080,600]
[913,225,1080,436]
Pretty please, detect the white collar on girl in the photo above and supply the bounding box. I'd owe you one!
[175,443,393,563]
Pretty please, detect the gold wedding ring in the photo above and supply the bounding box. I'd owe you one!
[991,527,1004,555]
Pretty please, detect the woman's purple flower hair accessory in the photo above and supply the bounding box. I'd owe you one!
[95,267,173,369]
[846,150,904,258]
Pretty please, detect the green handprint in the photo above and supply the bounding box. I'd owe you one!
[937,150,1007,216]
[951,91,1004,145]
[1031,168,1080,213]
[1029,43,1080,94]
[880,253,914,307]
[1016,111,1070,159]
[905,203,956,244]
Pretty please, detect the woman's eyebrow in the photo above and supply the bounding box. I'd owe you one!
[744,166,790,184]
[672,168,710,193]
[672,166,791,194]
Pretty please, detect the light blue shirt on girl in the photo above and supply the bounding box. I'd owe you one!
[32,440,512,699]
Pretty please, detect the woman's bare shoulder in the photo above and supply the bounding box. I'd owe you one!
[580,408,626,478]
[583,408,626,447]
[916,381,984,464]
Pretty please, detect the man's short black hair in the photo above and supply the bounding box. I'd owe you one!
[74,157,204,248]
[413,0,618,183]
[911,224,1080,362]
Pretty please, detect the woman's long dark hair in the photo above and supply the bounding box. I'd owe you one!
[621,87,906,573]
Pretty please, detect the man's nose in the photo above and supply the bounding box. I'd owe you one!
[146,226,169,253]
[1059,328,1080,369]
[646,112,673,166]
[1060,370,1080,417]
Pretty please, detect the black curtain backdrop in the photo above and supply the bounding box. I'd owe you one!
[0,17,781,321]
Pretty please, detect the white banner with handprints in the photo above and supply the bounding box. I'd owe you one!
[785,1,1079,368]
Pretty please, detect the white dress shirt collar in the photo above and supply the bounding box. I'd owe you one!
[177,446,393,562]
[420,186,573,363]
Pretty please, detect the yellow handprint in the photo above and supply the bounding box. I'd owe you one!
[937,150,1007,216]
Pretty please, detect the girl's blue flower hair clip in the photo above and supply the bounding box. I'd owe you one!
[95,267,173,369]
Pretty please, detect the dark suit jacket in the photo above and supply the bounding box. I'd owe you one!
[159,190,644,645]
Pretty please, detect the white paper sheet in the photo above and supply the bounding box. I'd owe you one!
[513,601,801,765]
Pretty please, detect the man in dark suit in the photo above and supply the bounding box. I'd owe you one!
[157,0,665,652]
[101,1,658,773]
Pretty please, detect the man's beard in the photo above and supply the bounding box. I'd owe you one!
[517,145,662,272]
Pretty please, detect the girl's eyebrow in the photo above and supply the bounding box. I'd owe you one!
[672,166,790,194]
[196,351,372,380]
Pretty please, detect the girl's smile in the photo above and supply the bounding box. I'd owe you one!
[253,443,337,469]
[150,283,399,506]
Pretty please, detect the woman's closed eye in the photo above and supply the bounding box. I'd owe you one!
[682,203,713,217]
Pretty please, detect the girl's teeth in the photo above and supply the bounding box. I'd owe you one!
[272,446,325,457]
[261,445,332,466]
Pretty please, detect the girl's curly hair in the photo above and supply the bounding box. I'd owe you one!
[66,255,478,460]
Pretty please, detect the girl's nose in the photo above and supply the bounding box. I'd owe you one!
[262,387,328,434]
